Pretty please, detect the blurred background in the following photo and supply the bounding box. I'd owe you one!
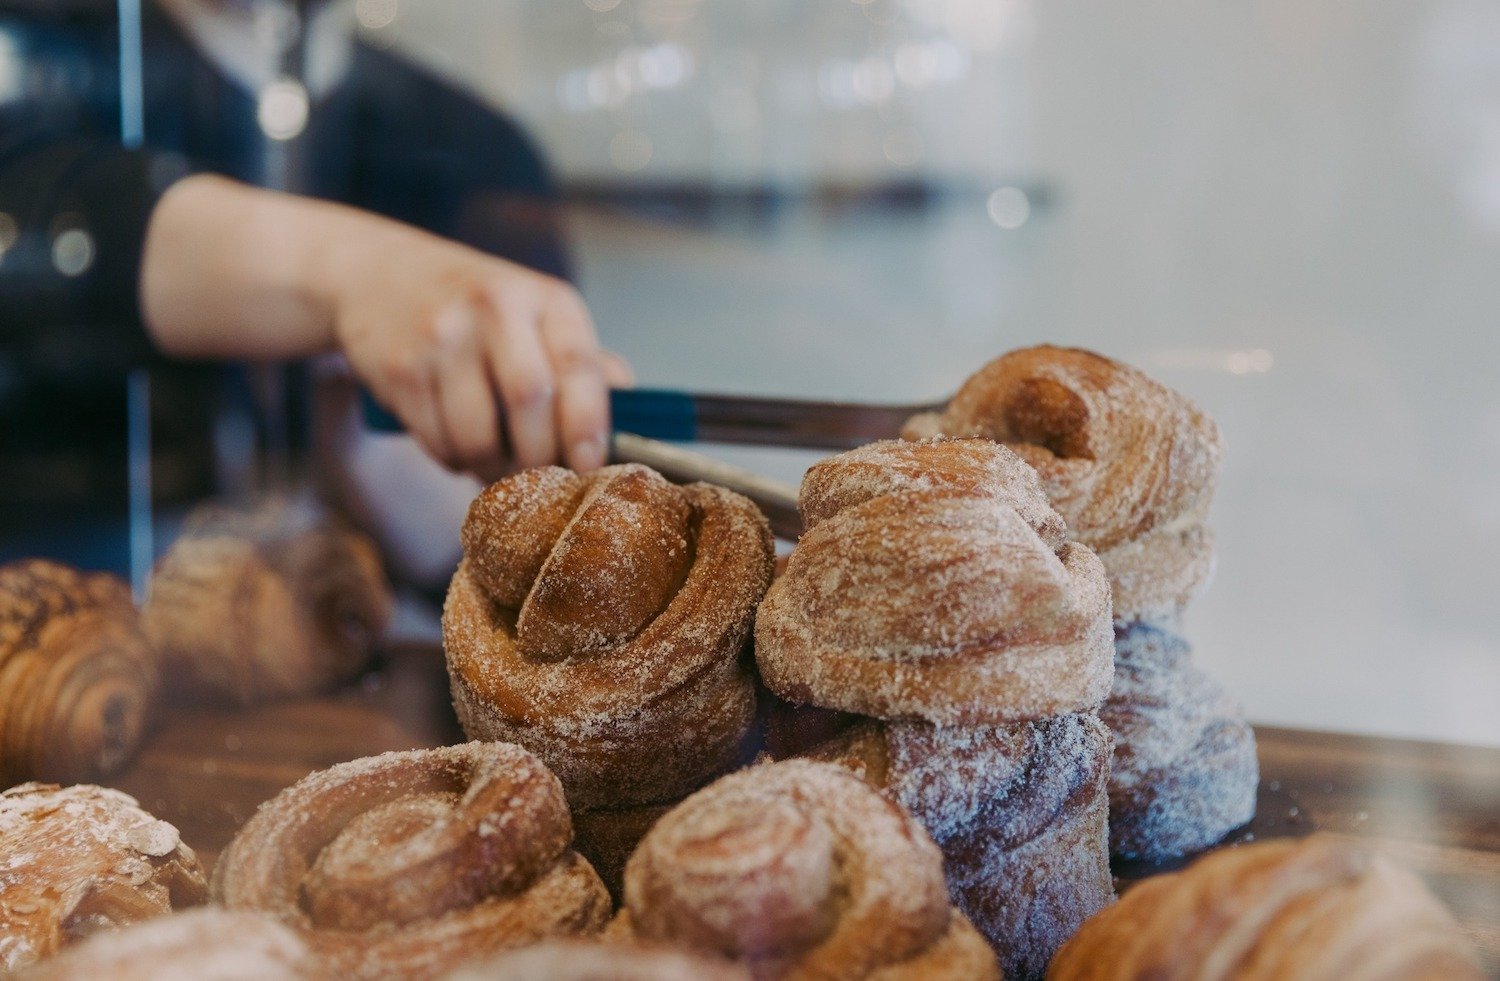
[2,0,1497,746]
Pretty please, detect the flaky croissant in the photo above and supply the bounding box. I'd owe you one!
[1048,835,1484,980]
[444,464,773,809]
[0,560,157,787]
[757,438,1113,726]
[143,499,393,705]
[212,742,611,980]
[617,759,1000,980]
[903,345,1220,621]
[0,782,206,972]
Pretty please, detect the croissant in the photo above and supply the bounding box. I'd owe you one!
[1048,835,1484,980]
[0,560,157,786]
[902,345,1220,621]
[807,714,1113,981]
[0,782,207,971]
[443,464,773,809]
[617,760,1000,980]
[143,499,393,705]
[1104,622,1257,860]
[445,939,749,981]
[757,438,1113,726]
[212,742,611,980]
[18,908,317,980]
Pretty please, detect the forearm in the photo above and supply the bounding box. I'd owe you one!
[139,174,356,360]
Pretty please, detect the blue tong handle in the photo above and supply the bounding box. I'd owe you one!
[361,388,699,443]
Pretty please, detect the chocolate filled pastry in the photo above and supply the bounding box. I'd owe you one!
[143,499,393,705]
[616,760,1000,980]
[757,438,1113,726]
[902,345,1220,622]
[808,715,1113,981]
[1048,835,1485,980]
[1105,622,1257,860]
[443,464,774,810]
[19,908,317,980]
[0,783,207,971]
[212,742,611,980]
[445,939,749,981]
[0,560,157,786]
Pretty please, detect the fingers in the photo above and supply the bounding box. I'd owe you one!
[537,285,610,472]
[429,298,504,479]
[480,284,558,471]
[600,349,636,388]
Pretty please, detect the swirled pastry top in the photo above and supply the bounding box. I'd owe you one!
[1047,834,1484,980]
[212,742,610,980]
[757,438,1113,725]
[444,464,772,807]
[0,559,157,785]
[904,346,1221,555]
[0,783,206,972]
[621,760,1000,980]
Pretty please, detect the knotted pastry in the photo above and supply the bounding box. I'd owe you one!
[0,783,207,971]
[617,760,1000,980]
[902,345,1220,621]
[757,438,1113,725]
[1105,622,1257,860]
[446,939,748,981]
[144,499,393,705]
[1048,834,1484,980]
[444,464,773,809]
[19,908,317,980]
[0,560,157,786]
[212,742,611,980]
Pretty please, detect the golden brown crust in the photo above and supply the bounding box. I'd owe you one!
[444,938,750,981]
[903,346,1221,621]
[443,465,774,808]
[756,440,1113,725]
[619,760,1000,980]
[0,560,157,787]
[211,742,611,980]
[18,908,318,980]
[811,716,1114,980]
[0,783,206,972]
[1048,835,1485,980]
[143,500,393,705]
[1104,623,1258,861]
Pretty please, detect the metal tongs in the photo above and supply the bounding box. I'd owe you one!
[362,387,946,539]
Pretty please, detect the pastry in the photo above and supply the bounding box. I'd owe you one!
[571,801,674,902]
[0,782,206,971]
[756,438,1115,978]
[19,908,316,980]
[1048,834,1484,979]
[1104,622,1257,860]
[445,939,748,981]
[212,742,611,980]
[905,347,1257,860]
[902,345,1220,621]
[144,499,393,705]
[617,759,1000,980]
[0,560,157,786]
[757,438,1113,726]
[807,715,1113,981]
[443,464,773,809]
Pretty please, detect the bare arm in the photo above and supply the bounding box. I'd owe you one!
[140,174,630,477]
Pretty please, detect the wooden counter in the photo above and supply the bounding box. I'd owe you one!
[111,642,1500,972]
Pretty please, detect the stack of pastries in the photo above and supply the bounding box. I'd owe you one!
[754,437,1115,979]
[906,346,1259,860]
[0,345,1484,979]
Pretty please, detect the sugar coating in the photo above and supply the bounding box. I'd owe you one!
[1103,622,1258,860]
[0,782,206,972]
